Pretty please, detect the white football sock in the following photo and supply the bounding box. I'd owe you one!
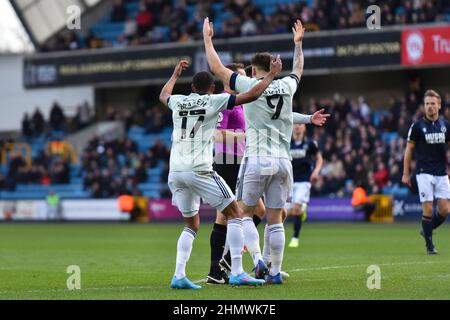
[174,227,196,279]
[243,216,262,266]
[222,235,229,258]
[262,224,271,265]
[268,224,285,276]
[227,218,244,276]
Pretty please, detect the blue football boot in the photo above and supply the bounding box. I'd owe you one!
[253,259,269,279]
[170,276,202,289]
[265,273,283,285]
[229,272,265,287]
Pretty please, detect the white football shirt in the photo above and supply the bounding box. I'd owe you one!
[168,92,236,171]
[230,73,299,159]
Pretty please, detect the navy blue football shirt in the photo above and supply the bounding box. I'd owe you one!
[290,138,319,182]
[407,117,450,176]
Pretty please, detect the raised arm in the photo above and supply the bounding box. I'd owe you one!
[291,19,305,81]
[293,109,330,126]
[159,60,189,106]
[203,17,233,85]
[293,112,312,124]
[234,56,282,106]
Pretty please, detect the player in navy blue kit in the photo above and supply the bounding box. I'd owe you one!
[286,123,322,248]
[402,90,450,255]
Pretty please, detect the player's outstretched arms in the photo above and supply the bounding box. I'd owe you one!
[291,19,305,81]
[203,17,233,86]
[234,56,282,106]
[159,60,189,106]
[292,109,330,126]
[402,142,415,187]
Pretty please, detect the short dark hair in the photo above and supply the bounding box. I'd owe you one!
[244,65,252,77]
[424,89,441,103]
[225,63,245,72]
[192,71,214,92]
[251,52,272,72]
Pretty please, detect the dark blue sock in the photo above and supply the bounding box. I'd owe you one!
[293,216,302,238]
[432,211,446,229]
[421,216,434,249]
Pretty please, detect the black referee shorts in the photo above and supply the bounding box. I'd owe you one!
[213,154,242,193]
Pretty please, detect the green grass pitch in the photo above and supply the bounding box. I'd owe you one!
[0,222,449,300]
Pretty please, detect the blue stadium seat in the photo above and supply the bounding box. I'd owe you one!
[186,5,197,22]
[381,132,399,142]
[148,175,160,183]
[129,126,146,135]
[125,2,140,14]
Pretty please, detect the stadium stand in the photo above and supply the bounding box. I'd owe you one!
[44,0,450,51]
[1,90,450,200]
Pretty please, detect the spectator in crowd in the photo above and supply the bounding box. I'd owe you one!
[74,101,93,130]
[111,0,127,22]
[12,87,450,201]
[136,1,153,37]
[84,31,104,49]
[46,190,63,220]
[49,101,66,131]
[32,108,45,137]
[21,113,32,139]
[124,15,138,40]
[351,184,376,222]
[44,0,450,51]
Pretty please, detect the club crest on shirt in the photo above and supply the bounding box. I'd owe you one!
[441,126,446,133]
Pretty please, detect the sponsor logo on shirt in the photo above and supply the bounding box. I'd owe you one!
[424,132,445,144]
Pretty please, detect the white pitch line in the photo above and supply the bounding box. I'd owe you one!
[0,285,156,295]
[194,260,450,283]
[287,260,449,273]
[1,261,449,295]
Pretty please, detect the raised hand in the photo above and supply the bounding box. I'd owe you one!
[173,60,189,78]
[311,108,330,126]
[270,54,282,75]
[292,19,305,44]
[203,17,214,39]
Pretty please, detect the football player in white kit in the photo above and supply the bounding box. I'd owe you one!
[160,58,282,289]
[203,18,328,284]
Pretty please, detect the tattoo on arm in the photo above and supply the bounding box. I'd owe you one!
[292,43,304,77]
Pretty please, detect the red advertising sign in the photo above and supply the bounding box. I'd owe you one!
[402,26,450,66]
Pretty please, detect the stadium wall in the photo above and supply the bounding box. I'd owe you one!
[0,197,444,222]
[0,54,94,132]
[94,65,450,115]
[0,199,128,221]
[297,66,450,109]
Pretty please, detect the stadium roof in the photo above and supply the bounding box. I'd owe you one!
[9,0,102,46]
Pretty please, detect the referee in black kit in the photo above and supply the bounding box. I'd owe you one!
[402,90,450,254]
